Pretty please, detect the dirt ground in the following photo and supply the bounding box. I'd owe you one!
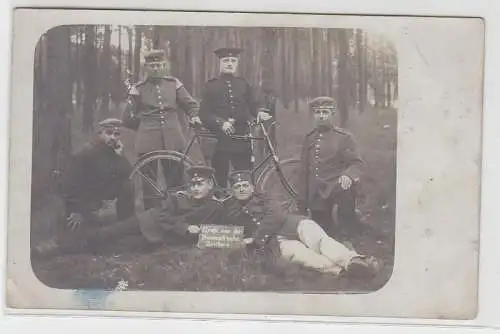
[31,102,397,293]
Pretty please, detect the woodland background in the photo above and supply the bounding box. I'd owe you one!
[32,25,397,199]
[31,26,397,292]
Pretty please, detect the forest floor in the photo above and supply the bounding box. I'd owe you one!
[31,103,397,293]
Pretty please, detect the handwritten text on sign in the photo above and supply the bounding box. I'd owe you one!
[197,225,245,249]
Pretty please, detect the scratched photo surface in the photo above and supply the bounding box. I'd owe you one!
[7,9,482,319]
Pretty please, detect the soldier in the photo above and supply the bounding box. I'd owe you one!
[32,166,226,258]
[60,118,135,232]
[297,96,365,236]
[199,47,272,187]
[223,170,379,277]
[122,49,204,209]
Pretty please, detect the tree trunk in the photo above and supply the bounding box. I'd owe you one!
[310,28,320,97]
[127,27,133,73]
[133,26,143,81]
[82,25,98,132]
[47,26,72,174]
[356,29,367,113]
[337,29,350,127]
[182,29,194,93]
[326,29,334,97]
[280,29,289,109]
[293,28,299,113]
[99,25,112,117]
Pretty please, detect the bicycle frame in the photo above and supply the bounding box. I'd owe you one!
[182,121,282,180]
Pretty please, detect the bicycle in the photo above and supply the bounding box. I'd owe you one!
[128,117,302,212]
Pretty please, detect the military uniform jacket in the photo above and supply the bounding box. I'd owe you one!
[223,192,292,246]
[297,125,365,211]
[123,76,203,162]
[61,141,132,215]
[136,191,226,243]
[199,74,260,153]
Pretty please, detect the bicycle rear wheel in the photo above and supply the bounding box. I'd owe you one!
[256,158,301,212]
[129,151,195,213]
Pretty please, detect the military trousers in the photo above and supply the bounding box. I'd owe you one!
[211,149,253,188]
[310,184,358,237]
[64,177,135,223]
[277,219,359,275]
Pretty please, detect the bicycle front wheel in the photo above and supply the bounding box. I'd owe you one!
[256,158,301,211]
[129,151,195,213]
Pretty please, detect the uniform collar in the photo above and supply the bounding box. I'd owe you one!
[316,123,334,133]
[221,73,234,80]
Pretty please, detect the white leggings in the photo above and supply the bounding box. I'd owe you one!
[278,219,358,274]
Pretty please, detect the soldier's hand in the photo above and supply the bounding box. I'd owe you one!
[66,212,84,232]
[243,237,255,245]
[222,121,235,135]
[257,110,272,122]
[187,225,201,234]
[114,140,124,155]
[338,175,353,190]
[189,116,202,126]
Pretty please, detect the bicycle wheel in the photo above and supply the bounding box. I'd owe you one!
[129,151,195,213]
[256,158,301,212]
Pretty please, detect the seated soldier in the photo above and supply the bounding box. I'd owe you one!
[33,165,227,258]
[60,118,135,231]
[297,96,365,236]
[223,170,380,277]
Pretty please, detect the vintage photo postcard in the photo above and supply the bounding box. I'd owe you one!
[5,8,483,320]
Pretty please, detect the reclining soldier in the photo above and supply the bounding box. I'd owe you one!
[223,170,380,277]
[32,165,226,258]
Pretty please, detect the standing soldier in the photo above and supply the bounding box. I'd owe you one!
[122,49,204,209]
[199,47,272,187]
[297,96,365,237]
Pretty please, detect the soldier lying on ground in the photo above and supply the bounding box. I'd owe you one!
[32,166,227,259]
[297,96,366,237]
[223,170,380,277]
[59,118,135,233]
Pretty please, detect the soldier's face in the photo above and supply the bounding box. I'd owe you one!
[219,57,239,74]
[313,108,335,128]
[98,129,121,148]
[145,61,167,78]
[189,178,213,199]
[232,181,254,201]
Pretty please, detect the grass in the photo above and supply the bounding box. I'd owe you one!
[31,101,396,293]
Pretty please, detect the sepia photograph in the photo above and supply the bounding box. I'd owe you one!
[29,23,397,293]
[6,9,483,319]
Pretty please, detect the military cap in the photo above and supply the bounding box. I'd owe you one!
[228,170,253,186]
[97,118,123,131]
[214,47,243,59]
[143,49,167,63]
[308,96,337,111]
[187,165,215,182]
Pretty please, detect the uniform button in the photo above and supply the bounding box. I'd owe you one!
[315,174,319,177]
[315,144,320,148]
[256,222,261,225]
[319,133,323,137]
[161,121,165,125]
[252,218,257,222]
